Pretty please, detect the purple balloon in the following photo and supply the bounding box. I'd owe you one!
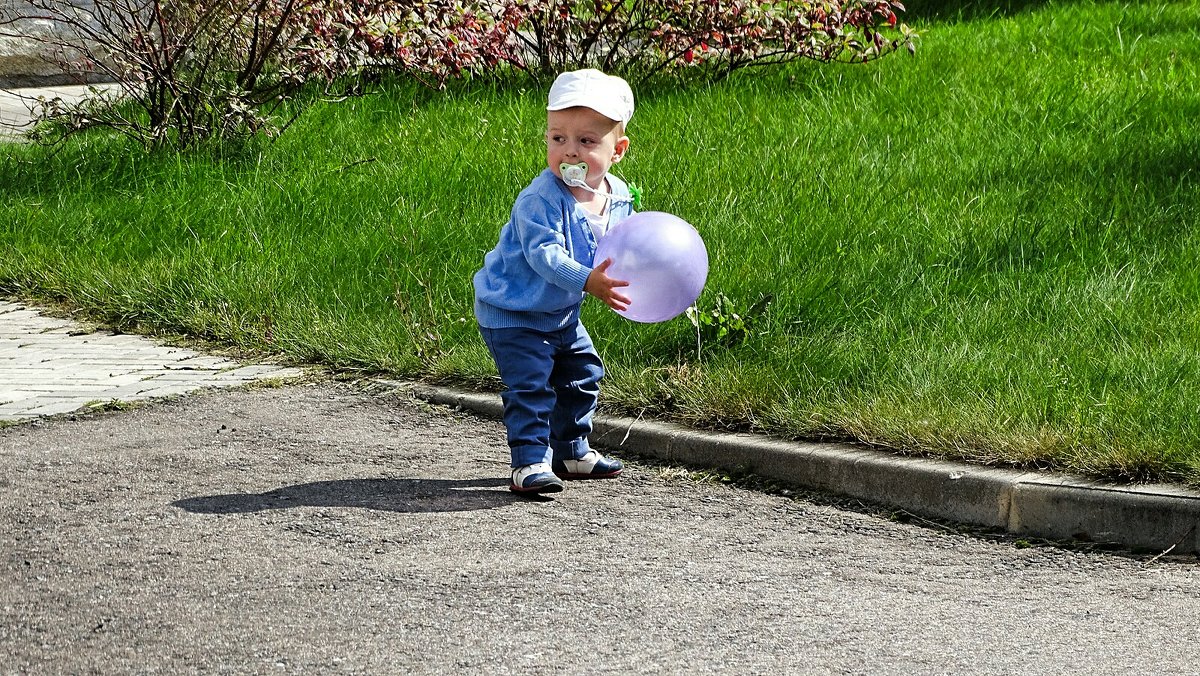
[594,211,709,323]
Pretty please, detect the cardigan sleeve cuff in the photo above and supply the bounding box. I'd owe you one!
[556,260,593,294]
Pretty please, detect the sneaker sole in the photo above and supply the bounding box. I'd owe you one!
[554,470,622,480]
[509,481,565,494]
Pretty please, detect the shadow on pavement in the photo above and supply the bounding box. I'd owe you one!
[172,477,518,514]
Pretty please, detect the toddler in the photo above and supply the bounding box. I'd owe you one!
[473,69,637,494]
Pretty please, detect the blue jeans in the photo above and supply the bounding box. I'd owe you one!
[479,322,604,468]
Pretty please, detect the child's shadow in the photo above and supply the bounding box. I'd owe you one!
[172,477,522,515]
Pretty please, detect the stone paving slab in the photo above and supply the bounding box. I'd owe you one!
[0,301,307,422]
[0,1,115,89]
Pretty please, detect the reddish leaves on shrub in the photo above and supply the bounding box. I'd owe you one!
[296,0,916,86]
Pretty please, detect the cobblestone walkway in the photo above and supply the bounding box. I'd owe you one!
[0,301,305,422]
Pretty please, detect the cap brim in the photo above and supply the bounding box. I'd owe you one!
[546,97,624,123]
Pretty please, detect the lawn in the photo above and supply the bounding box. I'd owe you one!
[2,0,1198,483]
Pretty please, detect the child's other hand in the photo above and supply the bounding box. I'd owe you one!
[585,258,632,312]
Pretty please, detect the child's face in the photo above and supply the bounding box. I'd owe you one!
[545,107,630,188]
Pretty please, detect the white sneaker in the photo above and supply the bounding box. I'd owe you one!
[510,462,565,494]
[552,451,623,479]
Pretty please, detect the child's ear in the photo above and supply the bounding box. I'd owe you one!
[613,136,630,162]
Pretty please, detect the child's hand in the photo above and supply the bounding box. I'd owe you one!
[585,258,632,312]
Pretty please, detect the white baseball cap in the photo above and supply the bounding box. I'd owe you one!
[546,69,634,126]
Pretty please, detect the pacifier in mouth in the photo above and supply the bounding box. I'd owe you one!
[559,161,589,187]
[558,160,636,205]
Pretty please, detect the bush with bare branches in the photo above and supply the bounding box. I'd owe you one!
[1,0,362,148]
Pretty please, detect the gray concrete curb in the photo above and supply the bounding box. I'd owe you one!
[393,381,1200,555]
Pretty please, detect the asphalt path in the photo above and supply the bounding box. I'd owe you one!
[3,381,1200,674]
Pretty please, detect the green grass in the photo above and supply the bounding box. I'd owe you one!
[3,0,1199,483]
